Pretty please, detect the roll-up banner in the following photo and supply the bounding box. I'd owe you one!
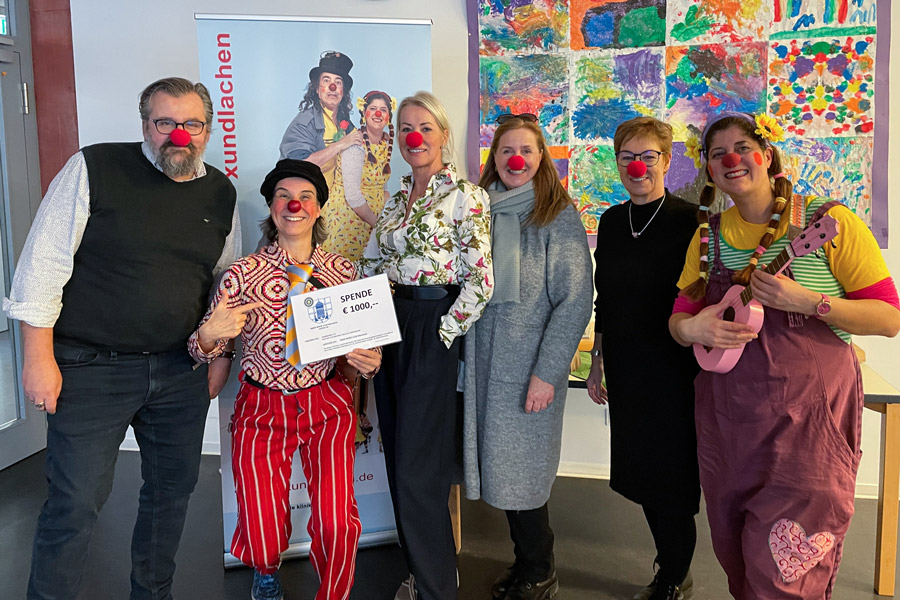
[196,14,432,567]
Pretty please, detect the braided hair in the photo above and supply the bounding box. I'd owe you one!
[359,91,394,176]
[681,114,794,301]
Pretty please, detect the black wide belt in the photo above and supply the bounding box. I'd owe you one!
[243,369,335,395]
[391,283,459,301]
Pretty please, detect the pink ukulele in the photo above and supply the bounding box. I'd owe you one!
[694,214,840,373]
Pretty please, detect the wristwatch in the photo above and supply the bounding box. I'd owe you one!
[815,293,832,317]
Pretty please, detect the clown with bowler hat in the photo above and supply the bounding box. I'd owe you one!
[280,51,364,188]
[189,159,381,600]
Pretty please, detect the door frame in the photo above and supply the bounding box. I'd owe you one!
[0,0,47,471]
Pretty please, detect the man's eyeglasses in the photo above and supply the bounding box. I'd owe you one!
[151,119,207,136]
[495,113,538,125]
[615,150,664,167]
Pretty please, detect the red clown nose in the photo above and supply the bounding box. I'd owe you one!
[627,160,647,178]
[169,128,191,147]
[722,152,741,168]
[374,110,383,118]
[328,83,337,91]
[507,155,526,171]
[406,131,423,148]
[287,200,302,213]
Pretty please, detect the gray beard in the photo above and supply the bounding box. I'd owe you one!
[153,144,203,179]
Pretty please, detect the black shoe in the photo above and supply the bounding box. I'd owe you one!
[647,582,684,600]
[632,570,659,600]
[505,571,559,600]
[492,565,518,600]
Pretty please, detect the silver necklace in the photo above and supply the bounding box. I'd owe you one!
[628,196,666,238]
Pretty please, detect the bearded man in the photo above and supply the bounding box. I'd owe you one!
[3,76,240,600]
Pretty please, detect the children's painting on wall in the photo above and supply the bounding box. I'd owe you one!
[572,48,665,143]
[479,0,569,54]
[570,0,667,50]
[768,36,875,138]
[769,0,876,38]
[480,53,570,146]
[665,42,768,141]
[777,136,874,220]
[666,0,771,45]
[470,0,890,245]
[569,144,626,234]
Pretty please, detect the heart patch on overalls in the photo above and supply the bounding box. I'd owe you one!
[768,518,836,582]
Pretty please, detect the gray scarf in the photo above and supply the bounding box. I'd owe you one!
[487,180,535,304]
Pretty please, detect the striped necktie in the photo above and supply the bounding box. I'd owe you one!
[285,262,314,368]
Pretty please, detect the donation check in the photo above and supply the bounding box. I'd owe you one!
[290,273,401,363]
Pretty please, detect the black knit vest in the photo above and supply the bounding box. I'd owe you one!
[54,142,236,352]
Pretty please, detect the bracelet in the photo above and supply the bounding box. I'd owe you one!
[361,365,379,380]
[219,350,236,361]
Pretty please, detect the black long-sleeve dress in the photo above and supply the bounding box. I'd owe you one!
[593,190,701,514]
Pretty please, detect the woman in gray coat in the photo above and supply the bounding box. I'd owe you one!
[465,114,593,600]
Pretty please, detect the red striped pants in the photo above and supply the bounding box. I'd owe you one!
[230,374,361,600]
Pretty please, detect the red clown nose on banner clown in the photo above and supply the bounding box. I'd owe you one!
[169,128,191,147]
[722,152,741,168]
[287,200,302,213]
[507,155,526,171]
[405,131,423,148]
[627,160,647,178]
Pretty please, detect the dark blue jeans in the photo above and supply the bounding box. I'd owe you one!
[27,342,210,600]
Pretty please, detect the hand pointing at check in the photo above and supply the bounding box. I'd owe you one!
[197,289,263,353]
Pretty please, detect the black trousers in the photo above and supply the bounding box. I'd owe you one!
[506,503,554,582]
[643,505,697,586]
[28,343,209,600]
[375,290,461,600]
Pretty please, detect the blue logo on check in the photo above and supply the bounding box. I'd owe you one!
[306,296,333,323]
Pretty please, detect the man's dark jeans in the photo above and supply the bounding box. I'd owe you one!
[27,342,210,600]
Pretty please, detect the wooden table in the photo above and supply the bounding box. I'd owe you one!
[862,363,900,596]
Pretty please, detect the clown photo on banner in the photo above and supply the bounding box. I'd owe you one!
[195,13,432,565]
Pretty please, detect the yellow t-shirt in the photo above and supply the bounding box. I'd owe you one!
[677,197,889,293]
[319,107,340,187]
[322,106,338,144]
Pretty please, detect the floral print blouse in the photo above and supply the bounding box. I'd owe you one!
[360,163,493,347]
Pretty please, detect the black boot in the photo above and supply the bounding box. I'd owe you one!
[491,565,519,600]
[647,582,684,600]
[505,570,559,600]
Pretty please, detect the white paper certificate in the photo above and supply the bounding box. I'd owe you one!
[290,273,401,364]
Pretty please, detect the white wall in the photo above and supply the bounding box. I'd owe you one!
[850,5,900,498]
[68,1,900,497]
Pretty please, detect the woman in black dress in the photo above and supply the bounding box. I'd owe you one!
[586,117,699,600]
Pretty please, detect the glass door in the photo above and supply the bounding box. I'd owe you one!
[0,10,47,469]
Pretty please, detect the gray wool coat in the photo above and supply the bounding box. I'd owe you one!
[463,204,593,510]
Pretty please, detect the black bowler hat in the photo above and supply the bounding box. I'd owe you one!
[308,51,353,90]
[259,159,329,207]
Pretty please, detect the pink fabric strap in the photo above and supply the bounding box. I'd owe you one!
[845,277,900,311]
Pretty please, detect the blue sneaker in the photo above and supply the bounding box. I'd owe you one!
[251,569,284,600]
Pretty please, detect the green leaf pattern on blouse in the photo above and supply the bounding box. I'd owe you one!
[360,164,493,347]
